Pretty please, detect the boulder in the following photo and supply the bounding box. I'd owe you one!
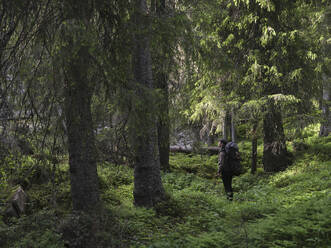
[4,186,28,219]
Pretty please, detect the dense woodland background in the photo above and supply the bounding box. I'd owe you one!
[0,0,330,247]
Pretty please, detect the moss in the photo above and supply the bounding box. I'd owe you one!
[1,135,330,248]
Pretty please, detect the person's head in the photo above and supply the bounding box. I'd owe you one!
[218,139,227,147]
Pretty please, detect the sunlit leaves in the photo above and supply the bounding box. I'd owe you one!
[223,33,235,46]
[289,68,303,81]
[307,51,318,61]
[260,26,276,47]
[233,0,275,12]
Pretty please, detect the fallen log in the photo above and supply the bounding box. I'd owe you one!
[170,146,220,155]
[201,146,220,155]
[169,146,193,154]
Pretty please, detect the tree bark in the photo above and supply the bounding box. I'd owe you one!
[319,74,331,137]
[319,10,331,137]
[231,107,236,143]
[207,122,216,146]
[223,110,230,140]
[263,98,290,172]
[157,74,170,171]
[251,121,258,174]
[63,29,99,212]
[132,0,165,208]
[154,0,170,171]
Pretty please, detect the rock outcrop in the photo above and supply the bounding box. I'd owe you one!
[4,186,28,219]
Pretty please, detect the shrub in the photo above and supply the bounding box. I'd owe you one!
[0,210,64,248]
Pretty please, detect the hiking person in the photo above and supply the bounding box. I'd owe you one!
[217,139,234,201]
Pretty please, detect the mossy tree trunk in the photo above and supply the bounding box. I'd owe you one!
[263,98,290,172]
[63,24,99,212]
[131,0,165,208]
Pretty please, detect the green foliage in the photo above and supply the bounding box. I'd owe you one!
[178,0,329,141]
[169,153,218,179]
[98,162,134,188]
[1,0,330,247]
[0,210,65,248]
[98,162,134,207]
[1,135,330,247]
[247,193,331,248]
[306,135,331,161]
[1,154,54,189]
[125,137,330,248]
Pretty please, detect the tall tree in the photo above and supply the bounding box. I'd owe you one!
[319,7,331,137]
[59,3,100,212]
[153,0,170,171]
[131,0,165,207]
[184,0,329,171]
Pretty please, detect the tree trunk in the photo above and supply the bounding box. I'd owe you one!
[319,10,331,137]
[157,73,170,171]
[231,107,236,143]
[154,0,170,171]
[251,121,258,174]
[63,33,99,212]
[223,110,230,140]
[319,74,331,137]
[207,122,216,146]
[132,0,165,208]
[263,98,290,172]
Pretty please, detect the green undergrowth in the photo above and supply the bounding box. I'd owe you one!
[0,136,330,247]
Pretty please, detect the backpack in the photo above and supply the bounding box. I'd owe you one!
[225,142,243,176]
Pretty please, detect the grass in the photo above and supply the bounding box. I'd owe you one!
[0,135,330,247]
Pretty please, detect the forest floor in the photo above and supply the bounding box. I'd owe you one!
[0,135,330,248]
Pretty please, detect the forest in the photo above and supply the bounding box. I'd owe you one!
[0,0,330,247]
